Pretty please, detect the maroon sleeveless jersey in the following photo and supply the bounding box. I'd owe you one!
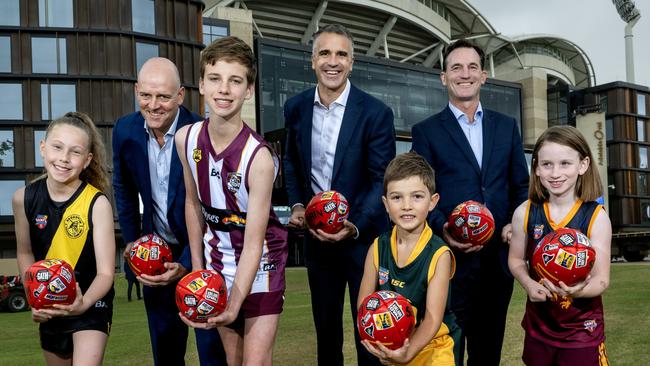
[523,200,605,348]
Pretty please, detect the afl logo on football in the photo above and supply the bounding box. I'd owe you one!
[64,214,85,239]
[192,148,202,163]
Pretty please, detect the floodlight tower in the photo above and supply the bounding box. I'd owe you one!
[612,0,641,83]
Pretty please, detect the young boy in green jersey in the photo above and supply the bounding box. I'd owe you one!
[358,152,460,366]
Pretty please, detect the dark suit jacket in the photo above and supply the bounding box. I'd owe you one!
[411,106,529,240]
[112,106,202,268]
[283,84,396,246]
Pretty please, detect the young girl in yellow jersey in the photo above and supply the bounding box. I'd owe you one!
[12,112,115,366]
[358,152,459,365]
[509,126,611,365]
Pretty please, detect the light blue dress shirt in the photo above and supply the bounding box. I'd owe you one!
[145,111,180,245]
[448,102,484,168]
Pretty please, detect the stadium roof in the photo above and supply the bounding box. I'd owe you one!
[203,0,595,86]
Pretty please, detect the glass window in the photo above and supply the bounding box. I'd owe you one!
[0,1,19,26]
[638,120,646,142]
[32,37,67,74]
[638,93,647,116]
[203,24,228,45]
[0,180,23,215]
[41,84,76,120]
[639,146,648,169]
[39,0,73,27]
[606,118,613,141]
[638,173,648,196]
[0,130,14,168]
[132,0,155,34]
[0,36,10,72]
[135,42,158,73]
[34,130,46,167]
[0,83,22,120]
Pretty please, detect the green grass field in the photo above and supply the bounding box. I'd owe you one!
[1,264,648,365]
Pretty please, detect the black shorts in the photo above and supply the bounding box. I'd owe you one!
[39,306,112,357]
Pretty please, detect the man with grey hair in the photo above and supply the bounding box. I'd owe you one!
[283,24,396,365]
[112,57,225,365]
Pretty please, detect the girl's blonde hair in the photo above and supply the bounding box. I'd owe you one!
[44,111,109,192]
[529,125,603,204]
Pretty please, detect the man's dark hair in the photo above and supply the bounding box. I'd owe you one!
[442,39,485,71]
[312,24,355,55]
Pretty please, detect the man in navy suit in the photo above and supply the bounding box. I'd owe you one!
[411,40,529,365]
[112,57,224,366]
[283,24,395,365]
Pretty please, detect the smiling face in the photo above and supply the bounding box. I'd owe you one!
[441,47,487,107]
[383,176,439,233]
[311,32,354,100]
[535,141,589,200]
[40,124,93,187]
[135,58,185,138]
[199,60,254,121]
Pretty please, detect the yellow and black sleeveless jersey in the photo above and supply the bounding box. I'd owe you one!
[24,178,114,310]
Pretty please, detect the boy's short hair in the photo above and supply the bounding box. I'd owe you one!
[200,36,257,84]
[383,152,436,195]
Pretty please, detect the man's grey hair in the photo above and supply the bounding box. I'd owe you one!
[311,24,355,56]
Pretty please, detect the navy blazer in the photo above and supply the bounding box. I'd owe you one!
[411,106,529,237]
[283,83,396,245]
[112,106,202,268]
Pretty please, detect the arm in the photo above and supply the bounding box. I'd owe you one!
[208,147,276,326]
[357,241,379,309]
[283,102,307,229]
[111,121,142,245]
[13,187,34,277]
[175,126,206,271]
[508,202,551,302]
[349,106,395,239]
[364,251,454,364]
[50,196,116,316]
[546,209,611,298]
[411,124,447,236]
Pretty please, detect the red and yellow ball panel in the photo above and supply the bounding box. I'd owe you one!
[357,290,416,350]
[448,200,495,246]
[24,259,77,309]
[305,190,350,234]
[531,227,596,286]
[176,270,227,322]
[128,234,173,276]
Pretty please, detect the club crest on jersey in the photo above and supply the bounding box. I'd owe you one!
[227,172,242,194]
[64,214,85,239]
[35,214,48,229]
[192,148,202,163]
[584,319,597,332]
[378,267,389,285]
[533,224,544,239]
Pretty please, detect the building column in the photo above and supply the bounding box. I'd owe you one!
[496,68,548,145]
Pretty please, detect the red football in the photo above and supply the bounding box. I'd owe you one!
[128,234,173,276]
[176,270,228,322]
[24,259,77,309]
[531,227,596,287]
[305,190,349,234]
[447,200,495,246]
[357,290,416,350]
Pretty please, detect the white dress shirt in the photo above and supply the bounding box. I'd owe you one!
[311,80,351,193]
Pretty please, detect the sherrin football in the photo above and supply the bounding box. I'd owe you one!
[176,270,228,322]
[128,234,173,276]
[531,227,596,287]
[305,190,350,234]
[24,259,77,309]
[447,200,495,246]
[357,290,416,350]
